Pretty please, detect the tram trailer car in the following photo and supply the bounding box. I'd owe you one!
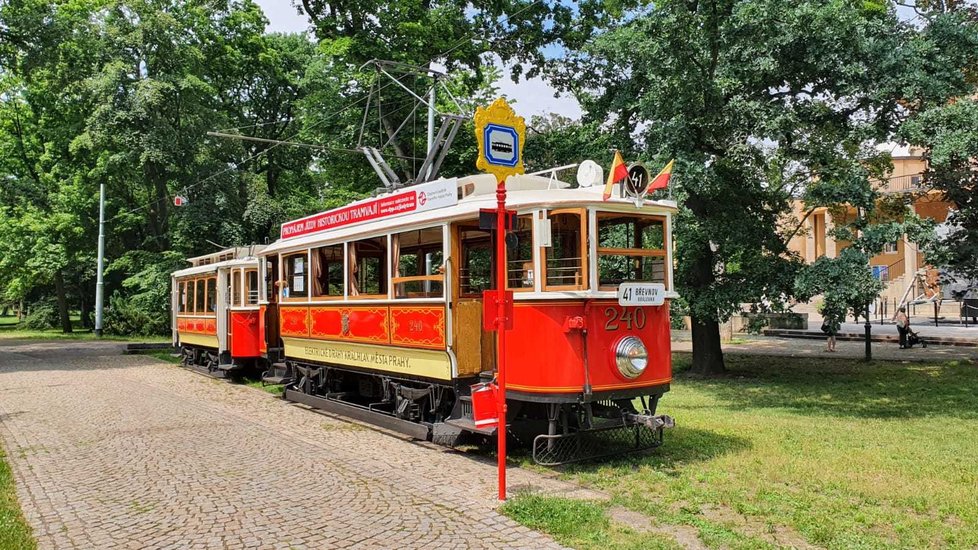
[256,170,676,465]
[171,247,267,378]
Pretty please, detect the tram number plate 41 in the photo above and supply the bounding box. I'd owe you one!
[617,283,666,307]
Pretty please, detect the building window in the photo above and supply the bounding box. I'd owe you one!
[597,214,668,290]
[883,241,898,254]
[283,252,309,299]
[393,227,444,298]
[910,175,922,188]
[313,245,344,298]
[349,237,387,298]
[544,210,586,290]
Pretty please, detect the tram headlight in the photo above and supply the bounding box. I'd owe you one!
[614,336,648,379]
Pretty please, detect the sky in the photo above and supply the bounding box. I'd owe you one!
[251,0,583,119]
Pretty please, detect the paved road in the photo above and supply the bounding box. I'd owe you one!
[0,340,571,549]
[672,331,978,362]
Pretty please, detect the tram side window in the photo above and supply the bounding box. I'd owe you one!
[597,214,667,289]
[230,270,241,307]
[544,211,586,290]
[193,279,205,313]
[393,227,444,298]
[178,281,187,313]
[459,227,494,296]
[245,270,259,305]
[283,252,309,299]
[506,215,534,290]
[349,237,387,298]
[206,277,217,312]
[313,245,344,298]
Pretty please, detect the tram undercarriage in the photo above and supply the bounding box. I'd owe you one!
[179,346,253,380]
[272,359,674,465]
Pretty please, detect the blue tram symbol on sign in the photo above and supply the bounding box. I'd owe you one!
[483,124,520,167]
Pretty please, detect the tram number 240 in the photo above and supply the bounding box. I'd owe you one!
[603,306,647,331]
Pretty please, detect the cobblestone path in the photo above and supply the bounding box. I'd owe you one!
[0,340,572,549]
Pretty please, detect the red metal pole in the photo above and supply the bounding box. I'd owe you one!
[495,178,508,501]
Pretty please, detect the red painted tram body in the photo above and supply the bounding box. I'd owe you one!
[173,172,676,463]
[170,248,265,377]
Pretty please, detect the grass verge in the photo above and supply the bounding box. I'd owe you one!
[0,445,35,550]
[505,353,978,549]
[244,379,285,397]
[502,494,679,550]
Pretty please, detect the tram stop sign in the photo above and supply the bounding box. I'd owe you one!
[475,98,526,181]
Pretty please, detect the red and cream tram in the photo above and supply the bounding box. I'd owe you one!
[171,247,265,378]
[255,171,676,464]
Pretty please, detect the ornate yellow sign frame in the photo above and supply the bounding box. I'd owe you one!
[474,97,526,181]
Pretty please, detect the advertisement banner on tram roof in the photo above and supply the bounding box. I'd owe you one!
[280,178,458,240]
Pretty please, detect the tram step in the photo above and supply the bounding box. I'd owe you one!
[444,417,497,437]
[216,363,243,372]
[261,376,289,385]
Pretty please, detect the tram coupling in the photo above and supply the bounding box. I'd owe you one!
[624,412,675,431]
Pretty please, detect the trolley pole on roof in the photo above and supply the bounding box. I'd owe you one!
[94,181,106,337]
[426,83,436,180]
[474,98,526,501]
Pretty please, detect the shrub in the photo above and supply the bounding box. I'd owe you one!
[22,299,60,330]
[102,294,169,336]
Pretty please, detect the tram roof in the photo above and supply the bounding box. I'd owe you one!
[172,253,263,278]
[261,173,677,256]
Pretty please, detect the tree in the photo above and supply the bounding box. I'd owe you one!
[902,99,978,286]
[546,1,960,374]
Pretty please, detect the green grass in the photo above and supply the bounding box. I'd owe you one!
[504,354,978,549]
[0,324,168,343]
[243,378,285,397]
[0,445,35,550]
[501,494,679,549]
[140,350,182,364]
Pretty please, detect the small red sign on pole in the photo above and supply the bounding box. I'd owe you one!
[173,195,188,207]
[482,290,513,331]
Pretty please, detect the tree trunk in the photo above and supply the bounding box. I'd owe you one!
[79,289,90,329]
[690,315,725,375]
[687,236,726,375]
[54,270,72,333]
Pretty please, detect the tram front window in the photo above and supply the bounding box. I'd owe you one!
[459,227,493,297]
[597,214,667,289]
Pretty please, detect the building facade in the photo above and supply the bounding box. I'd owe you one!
[787,147,953,303]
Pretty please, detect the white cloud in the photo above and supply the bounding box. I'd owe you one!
[252,0,310,34]
[496,72,582,121]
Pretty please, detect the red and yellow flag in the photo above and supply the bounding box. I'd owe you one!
[646,159,674,192]
[602,150,629,200]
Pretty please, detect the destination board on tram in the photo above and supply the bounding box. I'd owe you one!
[280,178,458,240]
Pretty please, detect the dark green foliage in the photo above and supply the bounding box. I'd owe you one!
[21,299,60,331]
[102,295,168,337]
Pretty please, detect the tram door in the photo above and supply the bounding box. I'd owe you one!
[452,223,496,378]
[264,256,282,352]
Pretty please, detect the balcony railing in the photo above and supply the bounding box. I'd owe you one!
[879,174,925,193]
